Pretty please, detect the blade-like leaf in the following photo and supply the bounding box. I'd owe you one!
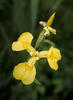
[35,31,45,49]
[13,0,25,33]
[31,0,39,32]
[52,0,63,10]
[0,47,7,67]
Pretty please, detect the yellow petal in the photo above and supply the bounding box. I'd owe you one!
[47,12,56,26]
[47,59,58,70]
[13,62,36,85]
[21,65,36,85]
[18,32,33,45]
[48,47,61,60]
[37,51,49,58]
[13,62,26,80]
[12,32,33,51]
[12,41,25,51]
[26,46,36,56]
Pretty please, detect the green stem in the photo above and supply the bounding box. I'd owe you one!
[44,39,56,47]
[35,30,45,49]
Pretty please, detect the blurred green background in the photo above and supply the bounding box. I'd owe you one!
[0,0,73,100]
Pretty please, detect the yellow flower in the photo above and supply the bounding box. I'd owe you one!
[12,32,36,56]
[13,57,39,85]
[37,47,61,70]
[11,11,62,86]
[47,47,61,70]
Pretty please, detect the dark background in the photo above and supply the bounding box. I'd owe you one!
[0,0,73,100]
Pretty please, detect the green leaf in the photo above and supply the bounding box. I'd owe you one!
[35,31,45,49]
[31,0,39,32]
[0,23,9,43]
[0,47,7,67]
[13,0,25,33]
[52,0,63,10]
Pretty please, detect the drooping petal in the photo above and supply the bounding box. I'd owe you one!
[47,12,56,26]
[13,62,26,80]
[18,32,33,45]
[13,62,36,85]
[12,32,35,53]
[21,64,36,85]
[48,47,61,61]
[12,41,25,51]
[47,59,58,70]
[47,47,61,70]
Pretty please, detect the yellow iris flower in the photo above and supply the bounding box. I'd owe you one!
[12,12,61,85]
[37,47,61,70]
[13,57,39,85]
[47,47,61,70]
[12,32,61,85]
[12,32,36,56]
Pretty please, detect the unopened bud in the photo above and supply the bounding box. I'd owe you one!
[44,31,50,37]
[48,27,56,34]
[39,21,46,27]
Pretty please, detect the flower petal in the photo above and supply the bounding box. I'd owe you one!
[47,59,58,70]
[13,62,36,85]
[21,65,36,85]
[12,41,25,51]
[18,32,33,45]
[48,47,61,60]
[13,62,26,80]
